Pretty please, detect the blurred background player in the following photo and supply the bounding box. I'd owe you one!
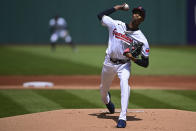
[49,15,76,51]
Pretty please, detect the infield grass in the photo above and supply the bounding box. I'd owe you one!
[0,45,196,75]
[0,89,196,118]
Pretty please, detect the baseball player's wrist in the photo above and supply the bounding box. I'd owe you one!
[114,3,129,11]
[114,5,123,11]
[125,53,136,62]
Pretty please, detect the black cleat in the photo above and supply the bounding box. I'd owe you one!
[105,92,115,114]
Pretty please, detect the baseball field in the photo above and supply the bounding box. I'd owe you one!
[0,45,196,131]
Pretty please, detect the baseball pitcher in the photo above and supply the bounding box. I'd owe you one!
[97,3,150,128]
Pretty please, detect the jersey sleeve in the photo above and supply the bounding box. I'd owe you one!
[141,41,150,57]
[101,15,115,29]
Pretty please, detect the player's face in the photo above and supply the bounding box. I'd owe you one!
[132,13,144,23]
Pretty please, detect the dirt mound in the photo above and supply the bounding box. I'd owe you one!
[0,109,196,131]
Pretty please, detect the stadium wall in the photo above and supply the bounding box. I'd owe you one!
[0,0,187,45]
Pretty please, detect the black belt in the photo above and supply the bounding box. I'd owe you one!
[110,58,130,64]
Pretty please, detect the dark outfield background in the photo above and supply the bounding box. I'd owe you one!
[0,0,195,45]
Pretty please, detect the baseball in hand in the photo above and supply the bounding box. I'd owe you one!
[123,3,130,10]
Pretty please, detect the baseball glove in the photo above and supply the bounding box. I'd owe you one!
[123,41,143,58]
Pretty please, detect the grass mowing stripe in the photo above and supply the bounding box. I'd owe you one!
[32,90,101,109]
[0,47,101,75]
[0,90,63,113]
[109,90,151,109]
[65,90,105,108]
[1,45,196,75]
[130,90,196,111]
[109,90,181,109]
[9,45,106,68]
[133,47,196,75]
[100,90,182,109]
[0,92,30,118]
[0,89,196,118]
[166,90,196,102]
[130,90,181,109]
[163,90,196,111]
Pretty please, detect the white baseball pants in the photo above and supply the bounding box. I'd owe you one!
[100,56,131,121]
[50,30,72,43]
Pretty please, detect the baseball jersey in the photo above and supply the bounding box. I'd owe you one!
[101,15,150,59]
[49,17,67,30]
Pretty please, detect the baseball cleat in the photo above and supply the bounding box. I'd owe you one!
[106,101,115,114]
[106,92,115,114]
[117,119,126,128]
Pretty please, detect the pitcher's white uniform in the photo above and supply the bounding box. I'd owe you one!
[100,15,150,120]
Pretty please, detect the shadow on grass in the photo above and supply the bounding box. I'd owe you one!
[0,47,101,75]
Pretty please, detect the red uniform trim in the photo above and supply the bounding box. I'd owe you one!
[113,29,133,44]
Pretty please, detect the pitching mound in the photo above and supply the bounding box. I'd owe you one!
[0,109,196,131]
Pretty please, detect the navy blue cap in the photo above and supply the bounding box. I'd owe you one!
[132,6,146,19]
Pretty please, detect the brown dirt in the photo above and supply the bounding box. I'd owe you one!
[0,75,196,131]
[0,109,196,131]
[0,75,196,90]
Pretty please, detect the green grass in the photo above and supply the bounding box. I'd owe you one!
[0,89,196,118]
[0,45,196,75]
